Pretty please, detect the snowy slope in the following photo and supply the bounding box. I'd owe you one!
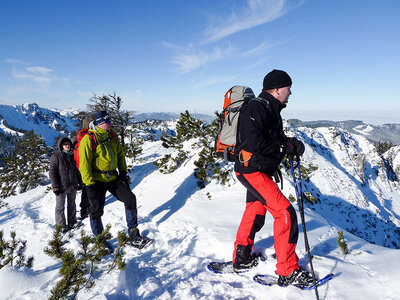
[1,122,400,299]
[289,119,400,145]
[293,124,400,248]
[0,103,78,145]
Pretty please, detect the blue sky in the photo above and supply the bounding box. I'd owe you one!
[1,0,399,124]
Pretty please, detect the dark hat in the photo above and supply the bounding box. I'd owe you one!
[263,69,292,90]
[93,111,111,126]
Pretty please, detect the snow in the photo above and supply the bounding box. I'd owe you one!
[0,103,78,145]
[354,124,374,135]
[1,124,400,299]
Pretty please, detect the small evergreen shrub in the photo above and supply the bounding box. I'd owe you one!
[154,111,232,188]
[44,225,127,300]
[0,230,34,269]
[337,231,349,255]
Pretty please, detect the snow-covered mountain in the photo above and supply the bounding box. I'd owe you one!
[1,102,399,146]
[1,118,400,299]
[132,112,215,124]
[289,119,400,145]
[0,103,79,145]
[291,123,400,248]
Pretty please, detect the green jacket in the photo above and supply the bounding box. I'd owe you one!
[78,126,127,186]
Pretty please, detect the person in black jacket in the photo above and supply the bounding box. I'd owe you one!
[232,69,313,288]
[49,136,81,231]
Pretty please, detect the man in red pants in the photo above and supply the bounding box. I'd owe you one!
[232,69,313,288]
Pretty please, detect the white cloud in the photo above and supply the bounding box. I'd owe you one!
[12,66,53,83]
[8,63,70,85]
[5,58,23,64]
[25,66,52,74]
[12,71,52,83]
[172,44,236,73]
[203,0,301,44]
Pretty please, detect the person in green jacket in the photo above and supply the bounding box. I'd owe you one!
[78,110,149,249]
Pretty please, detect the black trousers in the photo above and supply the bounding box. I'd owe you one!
[88,179,137,219]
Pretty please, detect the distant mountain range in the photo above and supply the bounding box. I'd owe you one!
[0,103,79,146]
[132,112,216,124]
[288,119,400,145]
[0,103,399,146]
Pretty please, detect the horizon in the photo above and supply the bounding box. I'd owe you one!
[4,101,400,127]
[1,1,399,125]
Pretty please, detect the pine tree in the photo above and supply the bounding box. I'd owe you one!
[376,141,393,155]
[154,110,206,174]
[0,130,49,198]
[124,125,144,163]
[0,230,34,269]
[154,111,232,188]
[44,225,126,300]
[193,115,231,188]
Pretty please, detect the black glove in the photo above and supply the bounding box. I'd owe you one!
[53,187,61,196]
[77,183,84,191]
[118,171,130,185]
[285,137,305,157]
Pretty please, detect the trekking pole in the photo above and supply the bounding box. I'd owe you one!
[289,155,319,300]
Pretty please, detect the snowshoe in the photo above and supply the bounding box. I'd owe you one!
[278,268,315,288]
[128,228,152,249]
[129,234,152,249]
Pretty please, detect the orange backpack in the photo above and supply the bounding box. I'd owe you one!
[215,86,255,162]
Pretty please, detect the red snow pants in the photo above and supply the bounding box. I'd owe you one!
[233,171,299,276]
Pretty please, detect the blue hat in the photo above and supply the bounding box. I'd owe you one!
[93,111,111,126]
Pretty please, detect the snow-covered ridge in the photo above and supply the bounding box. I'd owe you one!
[289,119,400,145]
[0,103,79,145]
[291,122,400,248]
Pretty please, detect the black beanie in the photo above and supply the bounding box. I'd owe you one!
[93,110,111,126]
[263,69,292,90]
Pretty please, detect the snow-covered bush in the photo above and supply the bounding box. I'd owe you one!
[154,111,231,188]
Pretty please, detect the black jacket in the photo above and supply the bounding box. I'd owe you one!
[234,90,287,175]
[49,137,81,193]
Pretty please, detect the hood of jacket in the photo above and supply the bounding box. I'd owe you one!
[57,136,72,152]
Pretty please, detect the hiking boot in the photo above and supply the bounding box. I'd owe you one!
[128,228,151,249]
[233,255,259,272]
[68,220,83,230]
[278,268,315,288]
[233,244,259,272]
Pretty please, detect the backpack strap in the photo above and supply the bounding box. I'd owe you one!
[85,131,97,151]
[251,97,272,112]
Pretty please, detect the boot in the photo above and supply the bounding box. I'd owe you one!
[128,227,150,249]
[125,209,148,248]
[277,268,315,288]
[90,217,104,236]
[233,244,258,272]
